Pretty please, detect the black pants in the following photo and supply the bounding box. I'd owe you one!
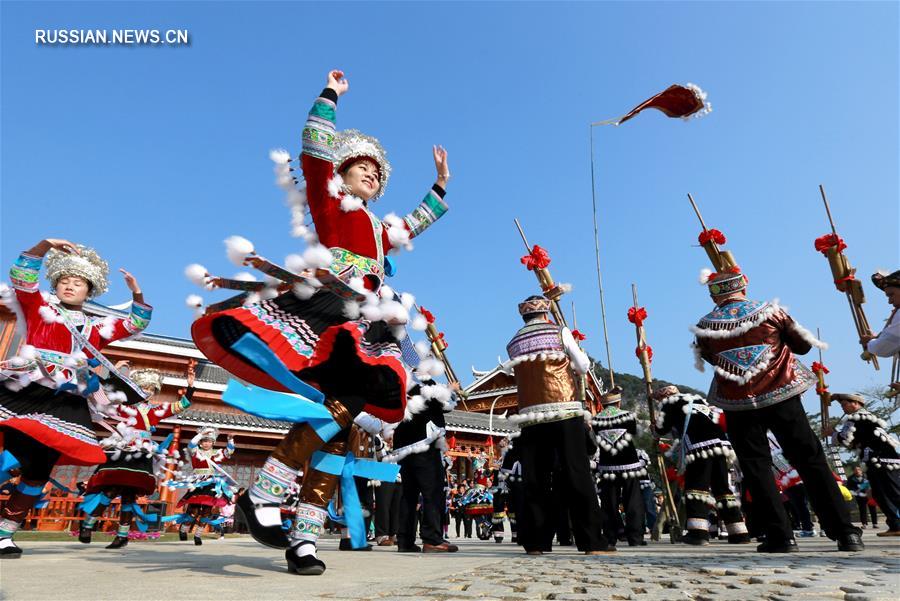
[598,477,644,545]
[684,455,744,533]
[854,496,876,525]
[868,465,900,531]
[453,510,472,537]
[398,448,445,546]
[517,417,607,552]
[374,480,402,537]
[726,396,855,543]
[785,484,813,531]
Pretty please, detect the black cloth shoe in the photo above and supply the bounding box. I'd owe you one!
[397,544,422,552]
[106,536,128,550]
[179,530,188,541]
[286,545,326,575]
[682,532,710,546]
[757,538,798,553]
[339,538,372,551]
[628,539,647,547]
[194,535,203,546]
[78,522,93,544]
[837,531,865,552]
[236,491,289,549]
[494,536,503,543]
[728,533,752,544]
[0,541,22,558]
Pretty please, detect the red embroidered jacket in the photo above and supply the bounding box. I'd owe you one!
[8,252,153,382]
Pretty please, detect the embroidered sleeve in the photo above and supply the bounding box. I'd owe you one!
[220,439,235,460]
[9,253,49,326]
[147,394,191,427]
[301,90,342,226]
[10,253,42,293]
[381,186,449,253]
[302,89,338,163]
[100,302,153,347]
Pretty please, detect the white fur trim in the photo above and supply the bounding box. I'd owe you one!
[789,320,828,350]
[690,301,781,339]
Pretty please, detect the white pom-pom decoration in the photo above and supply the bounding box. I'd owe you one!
[269,148,291,164]
[411,314,428,331]
[699,268,713,285]
[327,174,344,198]
[383,213,412,251]
[184,264,209,287]
[340,195,365,212]
[224,235,255,267]
[303,245,334,270]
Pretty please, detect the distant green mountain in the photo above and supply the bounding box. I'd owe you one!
[590,359,705,413]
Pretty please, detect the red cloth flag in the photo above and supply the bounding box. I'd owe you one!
[617,84,710,125]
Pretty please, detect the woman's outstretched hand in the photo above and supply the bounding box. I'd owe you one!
[327,69,349,97]
[433,145,450,187]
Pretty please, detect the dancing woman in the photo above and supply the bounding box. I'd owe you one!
[169,427,235,545]
[191,69,451,574]
[0,239,151,557]
[78,362,194,549]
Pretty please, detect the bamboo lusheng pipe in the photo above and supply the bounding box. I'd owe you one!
[687,193,738,273]
[630,285,656,430]
[513,218,586,403]
[814,327,831,438]
[817,185,879,370]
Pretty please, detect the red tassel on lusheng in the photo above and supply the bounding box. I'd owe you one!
[419,307,436,324]
[814,233,847,255]
[811,361,830,375]
[636,345,653,363]
[520,245,551,271]
[698,228,726,246]
[571,329,586,341]
[627,306,648,326]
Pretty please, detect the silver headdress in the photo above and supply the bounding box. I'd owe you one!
[333,129,391,199]
[45,244,109,298]
[130,368,164,394]
[199,426,219,441]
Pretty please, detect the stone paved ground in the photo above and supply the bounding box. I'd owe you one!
[1,533,897,600]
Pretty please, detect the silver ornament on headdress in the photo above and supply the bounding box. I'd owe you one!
[45,244,110,298]
[332,129,391,199]
[130,368,164,394]
[199,426,219,441]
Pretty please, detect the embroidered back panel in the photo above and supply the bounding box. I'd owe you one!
[506,322,564,360]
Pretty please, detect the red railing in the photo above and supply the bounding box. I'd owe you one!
[0,495,170,533]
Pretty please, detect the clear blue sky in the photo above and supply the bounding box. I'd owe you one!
[2,2,898,413]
